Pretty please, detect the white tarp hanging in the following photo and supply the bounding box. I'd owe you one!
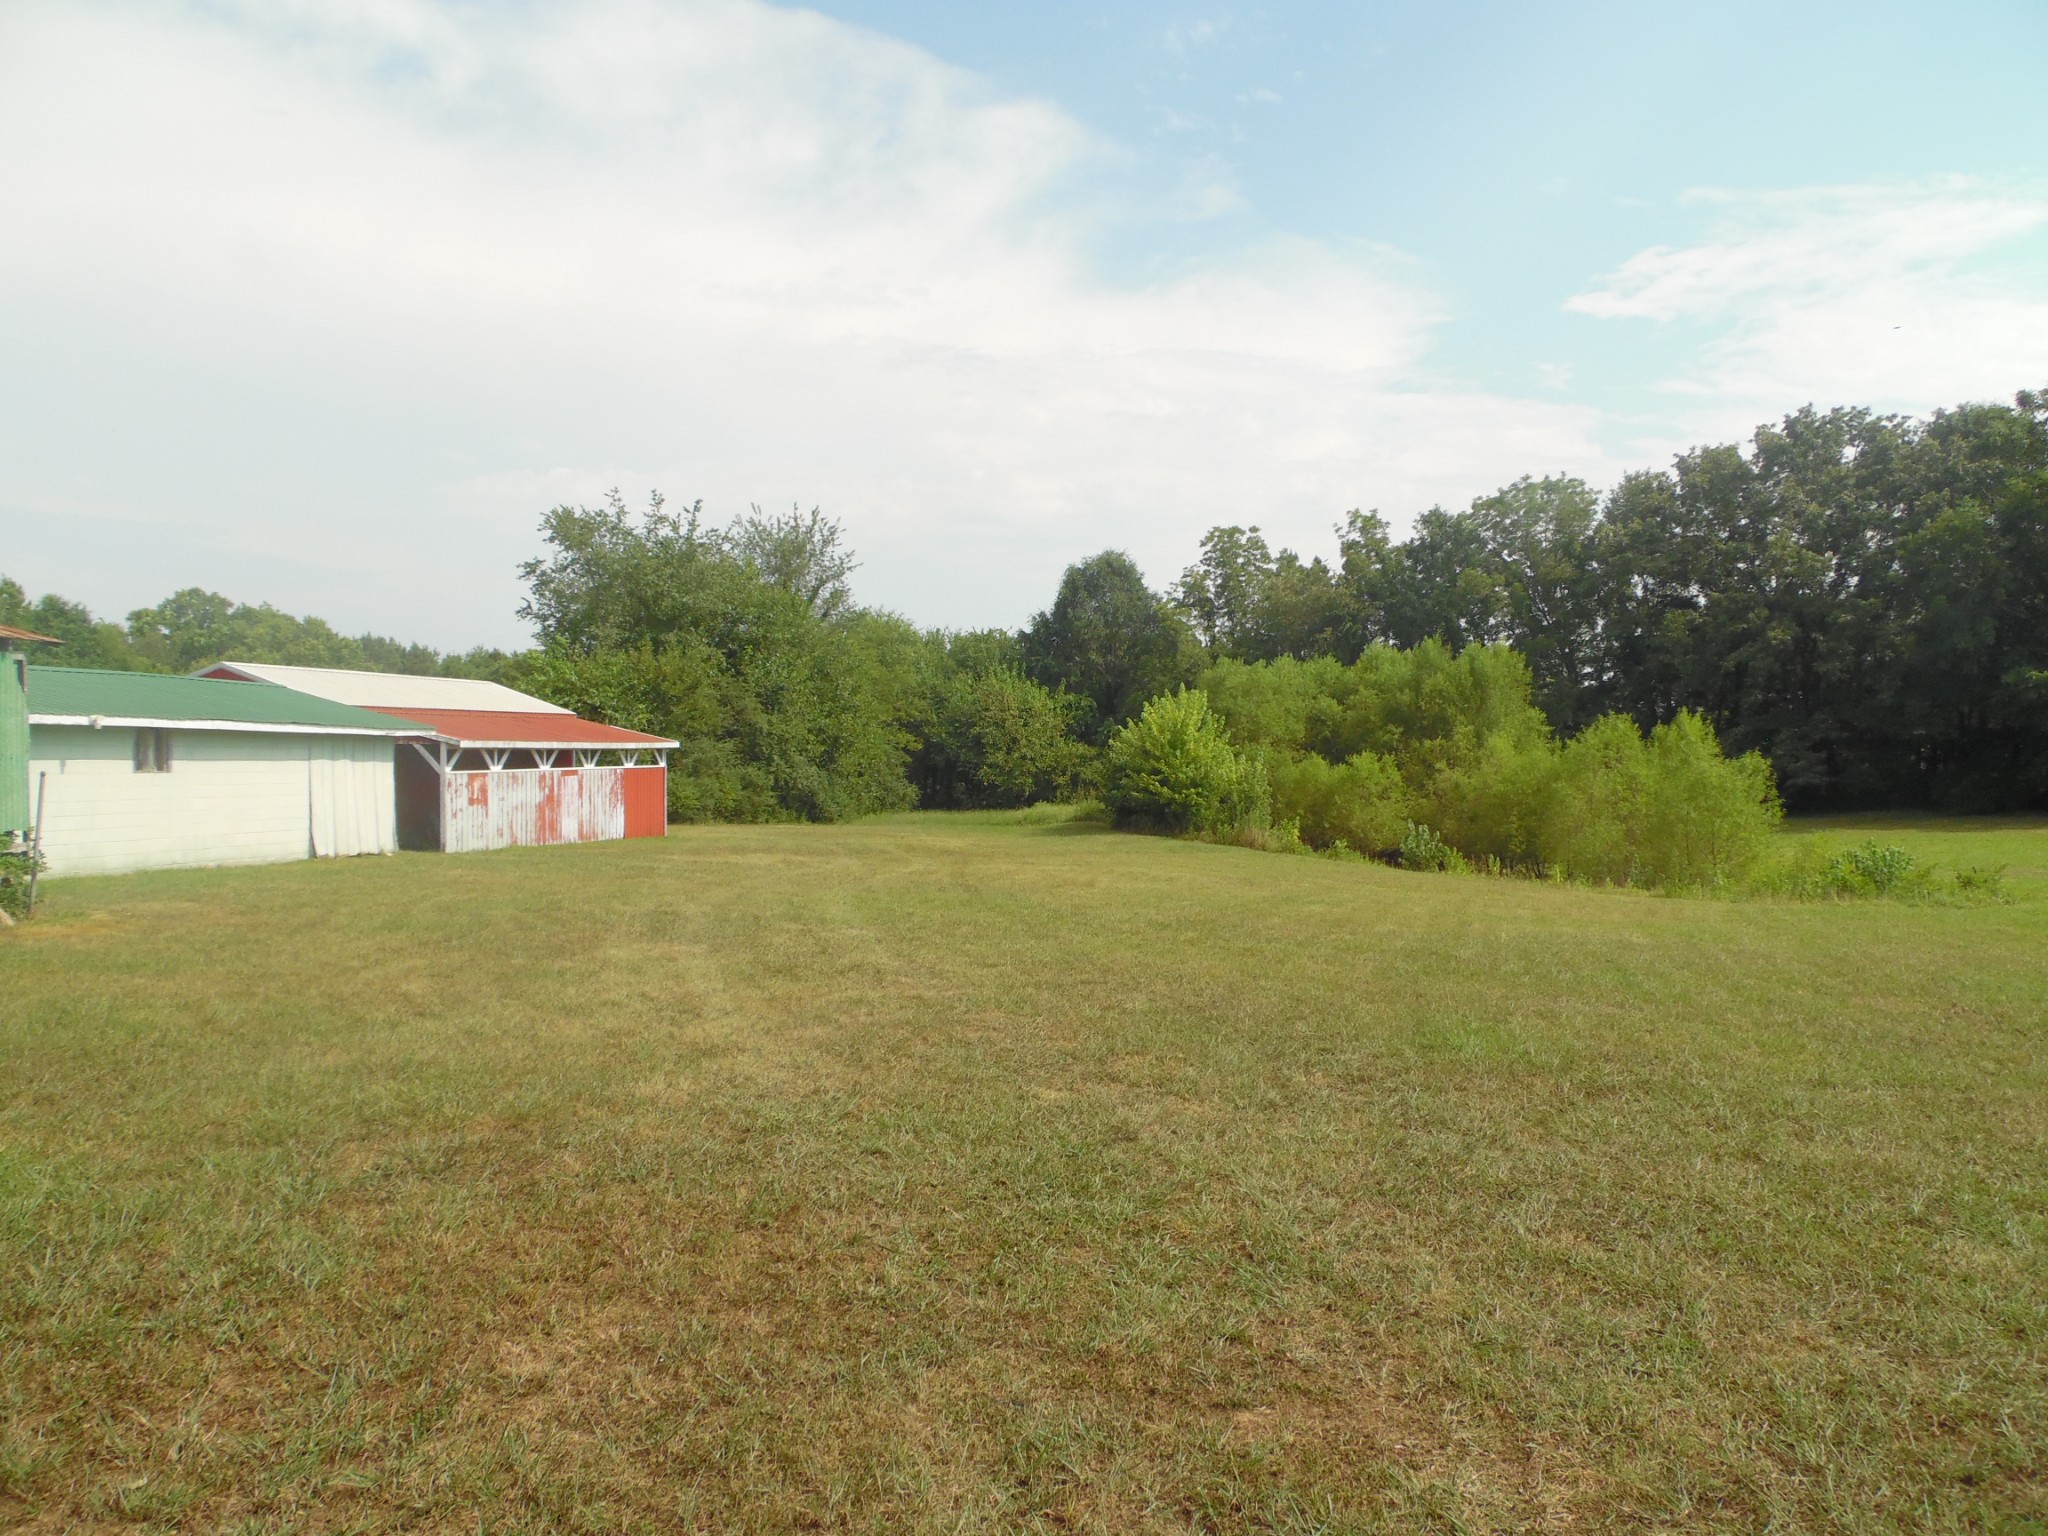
[309,736,397,858]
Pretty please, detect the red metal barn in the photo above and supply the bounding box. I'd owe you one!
[200,663,677,853]
[388,709,672,852]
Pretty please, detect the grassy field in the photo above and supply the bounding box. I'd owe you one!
[1782,813,2048,899]
[2,814,2044,1533]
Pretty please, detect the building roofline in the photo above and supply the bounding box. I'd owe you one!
[411,733,680,750]
[29,713,414,738]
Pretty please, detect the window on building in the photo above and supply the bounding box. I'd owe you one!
[132,728,173,773]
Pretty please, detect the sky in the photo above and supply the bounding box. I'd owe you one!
[1,0,2043,650]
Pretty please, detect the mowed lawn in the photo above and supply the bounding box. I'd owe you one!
[2,816,2044,1534]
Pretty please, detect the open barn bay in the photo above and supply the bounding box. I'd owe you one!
[3,816,2044,1533]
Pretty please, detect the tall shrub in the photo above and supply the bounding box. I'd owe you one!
[1542,713,1652,884]
[1422,728,1560,868]
[1102,689,1265,835]
[1538,711,1780,888]
[1635,711,1781,888]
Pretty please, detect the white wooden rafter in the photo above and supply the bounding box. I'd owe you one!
[406,735,671,777]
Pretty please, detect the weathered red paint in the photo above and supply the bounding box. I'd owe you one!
[622,765,667,838]
[384,708,672,747]
[440,766,630,852]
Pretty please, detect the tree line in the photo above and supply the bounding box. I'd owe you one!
[0,579,515,680]
[8,385,2045,814]
[1165,391,2048,810]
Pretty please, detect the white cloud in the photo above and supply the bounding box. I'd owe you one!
[1164,18,1223,56]
[1569,180,2048,432]
[0,0,1611,645]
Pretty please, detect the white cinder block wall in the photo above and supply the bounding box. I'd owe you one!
[28,726,396,877]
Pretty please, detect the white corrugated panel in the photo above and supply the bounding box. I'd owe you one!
[440,767,627,852]
[207,662,571,715]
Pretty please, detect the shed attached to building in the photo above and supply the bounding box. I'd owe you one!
[25,667,418,877]
[199,663,676,853]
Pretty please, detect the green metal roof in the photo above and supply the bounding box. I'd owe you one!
[26,666,419,734]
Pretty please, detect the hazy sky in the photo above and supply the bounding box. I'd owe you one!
[2,0,2043,648]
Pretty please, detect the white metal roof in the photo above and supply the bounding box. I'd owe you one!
[203,661,573,715]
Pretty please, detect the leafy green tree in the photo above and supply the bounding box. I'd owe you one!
[2,576,476,677]
[1332,509,1400,657]
[912,667,1089,809]
[125,588,373,673]
[1021,552,1200,744]
[1260,550,1346,660]
[515,491,917,821]
[1467,475,1602,729]
[729,504,859,620]
[1176,526,1274,653]
[0,578,144,669]
[1381,508,1509,652]
[1176,525,1345,661]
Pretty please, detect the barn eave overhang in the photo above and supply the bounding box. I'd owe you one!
[406,732,680,750]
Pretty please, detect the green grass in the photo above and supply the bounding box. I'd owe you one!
[2,813,2044,1533]
[1784,812,2048,898]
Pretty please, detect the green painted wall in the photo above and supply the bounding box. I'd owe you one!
[1,650,28,834]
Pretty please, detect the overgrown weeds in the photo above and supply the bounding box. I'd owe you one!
[1752,837,2011,904]
[0,832,41,920]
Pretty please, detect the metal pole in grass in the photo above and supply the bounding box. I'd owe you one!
[26,770,45,916]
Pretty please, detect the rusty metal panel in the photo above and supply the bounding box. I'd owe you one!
[440,767,628,852]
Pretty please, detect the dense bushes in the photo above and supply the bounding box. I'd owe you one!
[911,663,1090,809]
[1267,751,1408,856]
[511,497,1786,873]
[1204,644,1783,890]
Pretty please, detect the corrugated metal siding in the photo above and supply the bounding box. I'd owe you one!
[440,767,627,853]
[1,653,28,833]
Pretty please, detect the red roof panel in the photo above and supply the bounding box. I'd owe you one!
[389,708,677,748]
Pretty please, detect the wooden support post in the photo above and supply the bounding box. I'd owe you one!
[26,770,46,916]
